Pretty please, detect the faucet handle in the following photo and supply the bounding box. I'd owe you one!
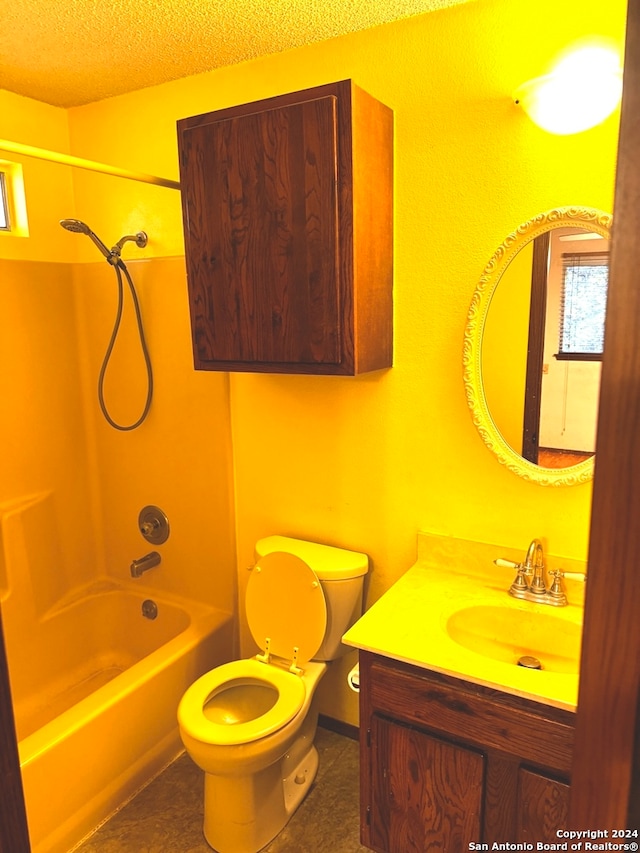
[547,569,567,603]
[560,571,587,582]
[494,558,520,569]
[547,568,586,605]
[495,558,531,597]
[494,557,532,580]
[549,568,587,582]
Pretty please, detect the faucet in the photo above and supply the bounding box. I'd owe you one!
[130,550,161,578]
[494,539,586,607]
[523,538,546,597]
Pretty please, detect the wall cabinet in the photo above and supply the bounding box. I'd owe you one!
[177,80,393,374]
[359,651,575,852]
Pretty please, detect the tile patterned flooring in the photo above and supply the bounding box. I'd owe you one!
[73,727,370,853]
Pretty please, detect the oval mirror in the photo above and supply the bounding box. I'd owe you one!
[463,206,612,486]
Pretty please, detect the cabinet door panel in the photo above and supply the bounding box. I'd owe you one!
[370,715,484,853]
[516,768,570,842]
[181,95,341,367]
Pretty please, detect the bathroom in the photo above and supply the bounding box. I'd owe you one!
[0,0,636,849]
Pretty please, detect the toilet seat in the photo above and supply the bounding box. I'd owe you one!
[246,551,327,666]
[178,658,306,746]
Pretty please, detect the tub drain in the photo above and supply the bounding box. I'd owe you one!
[517,655,542,670]
[142,599,158,620]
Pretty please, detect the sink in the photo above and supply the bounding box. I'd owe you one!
[446,604,582,674]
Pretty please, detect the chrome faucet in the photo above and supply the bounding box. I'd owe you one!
[494,539,586,607]
[524,538,547,597]
[130,550,161,578]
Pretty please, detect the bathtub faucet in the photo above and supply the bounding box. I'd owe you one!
[130,551,161,578]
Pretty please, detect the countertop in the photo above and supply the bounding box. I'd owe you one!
[342,533,586,711]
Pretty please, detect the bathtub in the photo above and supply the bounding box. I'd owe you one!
[9,582,233,853]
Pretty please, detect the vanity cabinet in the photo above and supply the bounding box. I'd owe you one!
[359,651,575,852]
[177,80,393,375]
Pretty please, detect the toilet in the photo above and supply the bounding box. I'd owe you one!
[177,535,368,853]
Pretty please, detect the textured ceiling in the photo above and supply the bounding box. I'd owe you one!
[1,0,472,108]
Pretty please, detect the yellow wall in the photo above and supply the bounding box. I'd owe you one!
[4,0,626,726]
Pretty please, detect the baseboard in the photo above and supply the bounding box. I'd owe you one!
[318,713,359,741]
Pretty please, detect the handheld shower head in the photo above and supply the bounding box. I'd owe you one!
[60,218,90,234]
[59,218,112,260]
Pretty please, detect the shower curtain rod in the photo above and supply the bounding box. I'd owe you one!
[0,138,181,190]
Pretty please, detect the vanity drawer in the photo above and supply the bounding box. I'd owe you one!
[365,654,575,774]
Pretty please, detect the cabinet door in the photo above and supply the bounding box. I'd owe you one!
[516,768,570,843]
[370,715,484,853]
[179,94,341,370]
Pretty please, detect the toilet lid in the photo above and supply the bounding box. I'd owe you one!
[246,552,327,664]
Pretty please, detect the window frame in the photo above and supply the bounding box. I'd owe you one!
[0,170,10,231]
[556,250,609,362]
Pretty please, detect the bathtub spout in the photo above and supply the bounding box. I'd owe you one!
[130,551,161,578]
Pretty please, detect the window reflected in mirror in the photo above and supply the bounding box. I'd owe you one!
[483,226,608,469]
[0,171,10,231]
[558,249,608,359]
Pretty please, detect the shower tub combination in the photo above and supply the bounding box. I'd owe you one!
[8,582,233,853]
[2,219,233,852]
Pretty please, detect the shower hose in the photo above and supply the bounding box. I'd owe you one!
[98,259,153,431]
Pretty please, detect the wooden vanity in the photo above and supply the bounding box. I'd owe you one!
[358,650,575,852]
[342,533,585,853]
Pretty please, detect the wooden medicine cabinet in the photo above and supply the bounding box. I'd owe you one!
[177,80,393,375]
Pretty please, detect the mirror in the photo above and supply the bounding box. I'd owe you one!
[463,206,612,486]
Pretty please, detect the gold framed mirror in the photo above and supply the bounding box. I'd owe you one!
[463,206,612,486]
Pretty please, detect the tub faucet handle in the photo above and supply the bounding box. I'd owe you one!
[138,505,170,545]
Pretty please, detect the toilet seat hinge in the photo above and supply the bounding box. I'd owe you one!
[289,645,303,676]
[257,637,271,664]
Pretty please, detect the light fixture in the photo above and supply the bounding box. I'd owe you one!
[514,45,622,135]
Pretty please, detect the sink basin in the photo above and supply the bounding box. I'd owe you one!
[446,604,582,674]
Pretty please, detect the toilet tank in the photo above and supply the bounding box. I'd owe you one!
[255,536,369,661]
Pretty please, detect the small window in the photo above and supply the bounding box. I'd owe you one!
[0,161,28,237]
[0,171,10,231]
[557,251,609,361]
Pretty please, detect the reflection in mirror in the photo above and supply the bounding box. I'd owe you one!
[463,207,612,486]
[483,227,609,466]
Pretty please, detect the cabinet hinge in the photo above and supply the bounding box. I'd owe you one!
[366,728,371,747]
[366,805,371,826]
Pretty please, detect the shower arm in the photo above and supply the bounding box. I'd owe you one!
[110,232,148,261]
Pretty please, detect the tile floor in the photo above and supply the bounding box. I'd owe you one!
[73,726,370,853]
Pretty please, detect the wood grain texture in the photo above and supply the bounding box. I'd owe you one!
[367,656,575,773]
[570,0,640,829]
[180,95,340,366]
[483,756,519,843]
[177,80,393,374]
[359,652,575,852]
[517,768,569,842]
[351,82,394,373]
[370,715,483,853]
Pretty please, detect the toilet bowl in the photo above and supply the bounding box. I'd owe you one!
[178,536,368,853]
